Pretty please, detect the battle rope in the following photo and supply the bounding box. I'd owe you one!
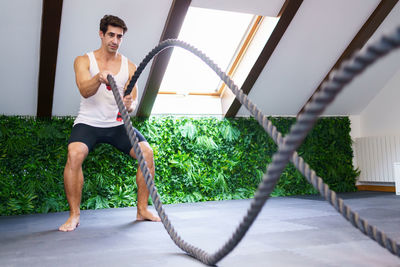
[108,25,400,265]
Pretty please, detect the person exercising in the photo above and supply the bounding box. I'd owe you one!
[59,15,160,232]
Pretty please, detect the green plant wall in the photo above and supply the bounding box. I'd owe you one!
[0,115,358,215]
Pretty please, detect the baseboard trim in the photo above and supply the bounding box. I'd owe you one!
[356,185,395,192]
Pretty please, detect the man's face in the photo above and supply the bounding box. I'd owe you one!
[100,25,124,53]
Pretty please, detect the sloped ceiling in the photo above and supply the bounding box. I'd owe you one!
[0,0,42,116]
[238,0,382,116]
[0,0,399,117]
[325,2,400,115]
[191,0,284,17]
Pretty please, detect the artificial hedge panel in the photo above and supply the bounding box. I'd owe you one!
[0,116,358,215]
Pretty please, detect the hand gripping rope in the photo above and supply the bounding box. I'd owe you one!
[107,25,400,265]
[106,85,123,122]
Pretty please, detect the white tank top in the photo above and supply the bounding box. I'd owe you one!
[74,52,130,127]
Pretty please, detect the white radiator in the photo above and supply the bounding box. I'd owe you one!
[354,136,400,182]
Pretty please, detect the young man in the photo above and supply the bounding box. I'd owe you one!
[59,15,160,232]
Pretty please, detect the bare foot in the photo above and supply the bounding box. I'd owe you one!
[137,209,161,222]
[59,215,80,232]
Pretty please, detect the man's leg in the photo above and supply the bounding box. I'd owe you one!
[59,142,89,231]
[130,142,161,222]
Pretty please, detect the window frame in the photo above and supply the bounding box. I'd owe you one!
[157,15,264,97]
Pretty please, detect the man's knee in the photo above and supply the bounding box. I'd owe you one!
[67,143,88,168]
[140,143,154,163]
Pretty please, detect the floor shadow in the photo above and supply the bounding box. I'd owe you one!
[115,220,143,230]
[2,229,59,243]
[168,252,219,267]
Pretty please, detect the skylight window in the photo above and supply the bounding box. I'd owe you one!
[158,7,254,95]
[152,7,279,115]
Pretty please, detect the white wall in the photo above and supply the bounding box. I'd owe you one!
[52,0,172,116]
[359,69,400,137]
[0,0,42,115]
[349,115,361,140]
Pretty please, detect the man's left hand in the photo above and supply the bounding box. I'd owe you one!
[123,95,137,113]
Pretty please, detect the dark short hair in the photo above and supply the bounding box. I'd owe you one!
[100,15,128,34]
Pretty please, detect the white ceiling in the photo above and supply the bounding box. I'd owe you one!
[0,0,42,116]
[325,2,400,115]
[191,0,285,17]
[0,0,399,117]
[239,0,383,116]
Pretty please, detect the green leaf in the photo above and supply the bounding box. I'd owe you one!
[195,136,218,150]
[221,124,240,142]
[179,122,197,140]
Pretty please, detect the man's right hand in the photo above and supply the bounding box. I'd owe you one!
[98,71,113,85]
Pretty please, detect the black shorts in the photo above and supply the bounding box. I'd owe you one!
[68,123,147,155]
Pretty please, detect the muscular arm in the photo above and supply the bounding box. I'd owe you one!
[123,60,139,113]
[74,55,110,98]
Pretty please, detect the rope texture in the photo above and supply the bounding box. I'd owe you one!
[108,25,400,265]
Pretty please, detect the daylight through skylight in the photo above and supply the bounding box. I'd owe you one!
[158,7,254,95]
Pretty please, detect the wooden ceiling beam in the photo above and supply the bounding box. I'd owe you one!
[36,0,63,118]
[136,0,191,117]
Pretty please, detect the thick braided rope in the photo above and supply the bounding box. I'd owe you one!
[109,25,400,265]
[253,26,400,257]
[108,76,210,263]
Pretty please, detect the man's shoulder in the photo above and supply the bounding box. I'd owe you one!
[119,53,136,66]
[76,52,90,61]
[74,53,90,67]
[124,57,137,73]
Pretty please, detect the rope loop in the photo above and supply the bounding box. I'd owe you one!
[108,25,400,265]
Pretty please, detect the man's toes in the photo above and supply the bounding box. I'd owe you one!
[59,226,69,232]
[137,212,161,222]
[59,223,78,232]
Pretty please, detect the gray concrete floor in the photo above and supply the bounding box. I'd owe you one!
[1,191,400,267]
